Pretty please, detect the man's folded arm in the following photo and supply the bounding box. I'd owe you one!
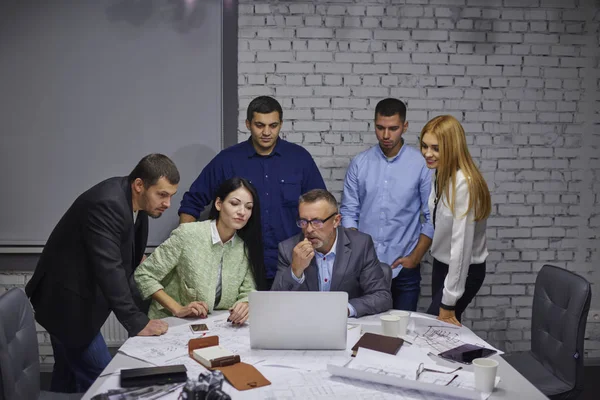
[348,237,393,317]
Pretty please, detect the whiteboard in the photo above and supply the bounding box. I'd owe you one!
[0,0,227,246]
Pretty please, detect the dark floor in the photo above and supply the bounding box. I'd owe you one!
[41,365,600,398]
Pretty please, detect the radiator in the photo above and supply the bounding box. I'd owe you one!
[100,312,129,347]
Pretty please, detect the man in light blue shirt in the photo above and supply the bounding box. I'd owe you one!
[271,189,392,317]
[340,98,433,311]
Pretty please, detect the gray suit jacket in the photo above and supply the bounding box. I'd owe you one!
[271,226,392,317]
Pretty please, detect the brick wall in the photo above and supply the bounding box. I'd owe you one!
[238,0,600,355]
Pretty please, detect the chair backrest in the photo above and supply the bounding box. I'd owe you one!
[530,264,591,393]
[0,288,41,400]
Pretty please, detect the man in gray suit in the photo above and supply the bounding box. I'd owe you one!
[271,189,392,317]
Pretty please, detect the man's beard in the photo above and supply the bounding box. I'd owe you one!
[141,193,164,219]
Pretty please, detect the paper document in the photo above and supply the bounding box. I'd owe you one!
[408,316,503,355]
[328,348,500,400]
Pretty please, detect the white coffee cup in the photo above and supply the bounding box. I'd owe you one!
[473,358,499,393]
[380,315,401,337]
[389,310,410,336]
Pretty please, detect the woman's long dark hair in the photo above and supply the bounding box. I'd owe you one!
[208,177,266,290]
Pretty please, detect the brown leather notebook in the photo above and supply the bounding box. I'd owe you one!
[351,332,404,357]
[188,336,271,391]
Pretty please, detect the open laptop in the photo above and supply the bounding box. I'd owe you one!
[249,291,348,350]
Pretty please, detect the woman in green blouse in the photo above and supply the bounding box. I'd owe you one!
[134,177,265,324]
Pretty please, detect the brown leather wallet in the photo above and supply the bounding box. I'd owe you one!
[188,336,271,391]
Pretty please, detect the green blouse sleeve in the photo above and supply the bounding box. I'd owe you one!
[235,257,256,304]
[134,224,186,300]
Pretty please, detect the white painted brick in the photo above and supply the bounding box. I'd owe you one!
[381,76,399,87]
[331,121,369,132]
[296,28,333,38]
[335,28,371,40]
[493,21,510,32]
[284,110,313,120]
[487,55,522,65]
[366,6,384,16]
[559,34,588,45]
[325,16,343,27]
[373,30,411,41]
[353,64,390,74]
[239,86,274,97]
[315,63,351,74]
[239,62,275,73]
[313,86,350,97]
[390,87,424,98]
[418,19,436,29]
[288,4,315,14]
[430,0,467,5]
[275,86,313,97]
[256,51,293,62]
[332,98,368,109]
[413,54,451,66]
[450,31,486,42]
[305,75,323,86]
[350,86,389,97]
[255,28,296,39]
[437,76,453,86]
[334,53,372,63]
[293,98,330,108]
[276,63,314,73]
[449,54,485,65]
[512,22,529,32]
[391,64,428,74]
[490,33,523,43]
[281,16,302,27]
[247,75,265,85]
[0,274,26,285]
[427,88,464,99]
[373,53,411,63]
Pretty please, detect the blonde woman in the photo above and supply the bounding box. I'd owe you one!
[420,115,491,326]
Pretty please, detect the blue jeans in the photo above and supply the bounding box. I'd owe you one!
[391,264,421,311]
[50,332,112,393]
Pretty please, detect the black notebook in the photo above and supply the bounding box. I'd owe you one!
[120,365,188,388]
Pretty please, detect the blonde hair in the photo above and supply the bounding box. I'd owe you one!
[420,115,491,221]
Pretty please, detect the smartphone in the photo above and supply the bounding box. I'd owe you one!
[438,344,497,364]
[189,323,209,334]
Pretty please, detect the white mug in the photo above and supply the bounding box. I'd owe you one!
[380,315,401,337]
[388,310,410,336]
[473,358,499,393]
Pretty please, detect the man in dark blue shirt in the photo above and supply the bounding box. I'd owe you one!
[179,96,326,288]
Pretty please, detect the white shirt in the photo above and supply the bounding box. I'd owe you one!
[210,220,237,305]
[429,170,488,307]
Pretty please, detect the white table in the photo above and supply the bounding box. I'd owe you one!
[83,311,548,399]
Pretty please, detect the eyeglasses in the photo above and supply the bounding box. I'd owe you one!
[296,212,337,229]
[415,362,462,385]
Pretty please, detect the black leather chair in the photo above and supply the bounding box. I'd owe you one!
[0,288,82,400]
[503,264,591,400]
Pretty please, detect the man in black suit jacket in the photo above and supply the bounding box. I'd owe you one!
[25,154,179,393]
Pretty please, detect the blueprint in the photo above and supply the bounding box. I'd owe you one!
[327,348,499,400]
[408,316,503,355]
